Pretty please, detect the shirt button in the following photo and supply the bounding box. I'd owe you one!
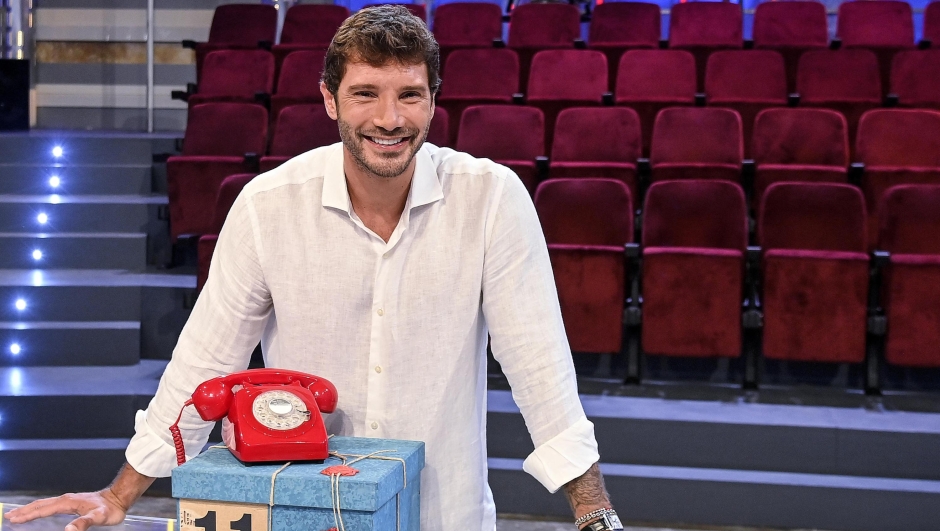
[371,422,378,430]
[375,366,382,373]
[377,308,384,316]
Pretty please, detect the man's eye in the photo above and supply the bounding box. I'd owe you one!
[402,92,422,100]
[354,91,375,97]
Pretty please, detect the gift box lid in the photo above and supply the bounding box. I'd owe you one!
[172,436,424,512]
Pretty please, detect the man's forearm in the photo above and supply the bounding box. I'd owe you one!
[562,462,612,524]
[104,463,156,512]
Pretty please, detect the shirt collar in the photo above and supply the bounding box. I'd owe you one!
[322,143,444,215]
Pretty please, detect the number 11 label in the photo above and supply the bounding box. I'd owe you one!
[179,500,268,531]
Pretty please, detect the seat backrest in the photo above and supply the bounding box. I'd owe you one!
[527,50,608,101]
[439,49,520,99]
[837,0,914,48]
[753,1,829,48]
[534,178,633,246]
[276,50,327,99]
[926,1,940,46]
[752,108,849,166]
[268,104,340,157]
[856,109,940,167]
[183,103,269,157]
[211,173,257,234]
[705,50,787,103]
[588,2,661,47]
[650,107,742,165]
[551,107,642,162]
[279,5,350,46]
[796,49,882,102]
[427,107,450,147]
[364,2,426,20]
[507,3,581,48]
[199,50,275,97]
[878,184,940,254]
[455,105,545,160]
[433,2,504,46]
[668,2,742,48]
[207,4,278,45]
[615,50,697,102]
[643,180,747,250]
[759,182,867,251]
[890,50,940,105]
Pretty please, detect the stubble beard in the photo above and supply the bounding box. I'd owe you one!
[337,112,430,179]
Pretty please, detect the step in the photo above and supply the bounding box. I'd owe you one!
[0,195,165,233]
[0,233,147,270]
[0,321,140,366]
[487,390,940,481]
[488,459,940,531]
[0,163,152,195]
[0,361,165,438]
[0,132,176,165]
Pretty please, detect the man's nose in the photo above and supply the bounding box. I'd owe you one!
[373,95,405,131]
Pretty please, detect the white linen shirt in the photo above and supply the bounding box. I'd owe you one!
[126,142,599,531]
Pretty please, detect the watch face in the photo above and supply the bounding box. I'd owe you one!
[252,390,311,431]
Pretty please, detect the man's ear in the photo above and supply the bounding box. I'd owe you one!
[321,82,338,120]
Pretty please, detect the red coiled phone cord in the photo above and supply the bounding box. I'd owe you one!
[169,399,194,466]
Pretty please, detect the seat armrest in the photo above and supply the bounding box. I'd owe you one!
[258,40,272,50]
[788,93,800,106]
[492,38,506,48]
[254,92,271,107]
[574,39,587,49]
[884,93,899,107]
[659,39,669,49]
[743,39,754,50]
[849,162,865,185]
[244,152,260,170]
[830,38,842,50]
[919,39,932,50]
[535,156,549,180]
[695,93,706,106]
[872,250,890,269]
[182,40,198,49]
[174,138,185,153]
[602,92,614,106]
[512,93,525,104]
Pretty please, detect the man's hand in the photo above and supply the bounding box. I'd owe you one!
[3,463,155,531]
[563,462,614,529]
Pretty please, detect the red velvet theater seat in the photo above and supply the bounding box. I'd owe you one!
[197,173,258,293]
[525,49,609,152]
[927,2,940,46]
[186,50,275,107]
[271,5,349,76]
[436,49,519,146]
[796,49,882,151]
[856,109,940,248]
[878,185,940,367]
[167,103,268,241]
[705,50,788,157]
[751,108,849,211]
[588,2,661,90]
[427,107,450,147]
[507,3,581,89]
[433,2,504,74]
[534,178,633,353]
[668,1,743,90]
[649,107,743,183]
[890,50,940,110]
[260,104,341,172]
[837,0,915,96]
[759,182,870,364]
[548,107,642,201]
[270,50,328,126]
[615,50,697,156]
[752,1,829,93]
[641,180,748,358]
[189,4,278,83]
[455,105,545,194]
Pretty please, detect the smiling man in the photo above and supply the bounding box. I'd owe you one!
[5,6,620,531]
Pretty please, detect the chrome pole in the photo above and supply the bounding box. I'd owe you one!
[146,0,155,132]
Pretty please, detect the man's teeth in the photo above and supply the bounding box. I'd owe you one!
[371,137,405,146]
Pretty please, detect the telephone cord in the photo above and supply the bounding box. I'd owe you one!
[169,399,194,466]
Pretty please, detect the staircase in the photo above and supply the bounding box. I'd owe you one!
[0,131,192,492]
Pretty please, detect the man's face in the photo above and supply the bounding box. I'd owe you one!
[321,60,434,179]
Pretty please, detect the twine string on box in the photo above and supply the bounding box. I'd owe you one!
[325,449,408,531]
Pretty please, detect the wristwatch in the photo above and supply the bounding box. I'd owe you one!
[576,509,624,531]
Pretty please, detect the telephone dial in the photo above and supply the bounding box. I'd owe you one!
[170,369,338,465]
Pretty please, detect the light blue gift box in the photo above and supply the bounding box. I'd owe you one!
[172,436,425,531]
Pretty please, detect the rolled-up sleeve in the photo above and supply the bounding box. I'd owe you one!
[481,171,600,493]
[126,191,273,477]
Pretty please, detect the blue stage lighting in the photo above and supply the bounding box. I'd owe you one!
[32,249,43,261]
[52,146,63,158]
[37,212,48,224]
[14,299,26,311]
[9,343,21,355]
[49,176,61,188]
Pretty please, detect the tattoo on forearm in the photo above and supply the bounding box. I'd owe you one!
[563,463,611,513]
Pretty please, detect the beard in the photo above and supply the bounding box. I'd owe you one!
[337,112,430,179]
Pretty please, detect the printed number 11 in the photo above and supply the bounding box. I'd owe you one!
[193,511,253,531]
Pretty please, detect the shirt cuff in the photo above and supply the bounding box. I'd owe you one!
[125,409,193,478]
[522,416,600,493]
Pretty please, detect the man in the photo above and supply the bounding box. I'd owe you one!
[6,6,620,531]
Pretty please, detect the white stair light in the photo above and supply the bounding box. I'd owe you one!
[9,343,21,355]
[52,146,63,158]
[49,176,61,188]
[32,249,43,261]
[37,212,48,224]
[14,299,26,311]
[50,194,61,204]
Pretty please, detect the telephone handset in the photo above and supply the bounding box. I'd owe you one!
[170,369,338,465]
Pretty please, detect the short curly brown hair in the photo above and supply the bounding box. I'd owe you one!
[321,5,441,97]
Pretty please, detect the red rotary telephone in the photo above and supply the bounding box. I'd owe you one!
[170,369,338,465]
